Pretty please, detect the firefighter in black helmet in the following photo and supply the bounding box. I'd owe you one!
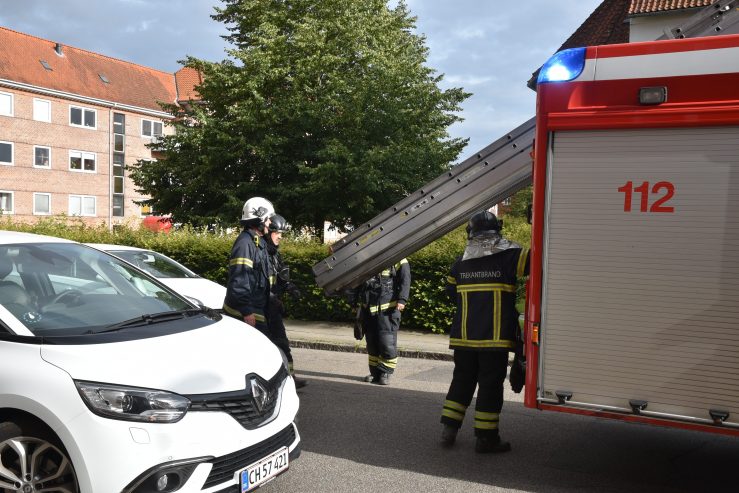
[351,259,411,386]
[264,214,307,389]
[440,210,529,453]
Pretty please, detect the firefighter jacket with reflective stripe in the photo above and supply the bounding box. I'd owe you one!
[446,248,529,351]
[223,228,270,320]
[353,259,411,314]
[266,243,284,293]
[266,244,297,298]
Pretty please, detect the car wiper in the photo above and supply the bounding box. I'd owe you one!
[92,308,208,334]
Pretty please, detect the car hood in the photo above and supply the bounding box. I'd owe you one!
[40,316,283,394]
[159,277,227,310]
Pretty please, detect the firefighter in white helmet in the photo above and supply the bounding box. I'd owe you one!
[223,197,274,333]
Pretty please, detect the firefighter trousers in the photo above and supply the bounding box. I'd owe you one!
[441,349,509,437]
[267,299,293,371]
[363,308,400,376]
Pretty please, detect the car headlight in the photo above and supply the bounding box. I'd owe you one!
[75,381,190,423]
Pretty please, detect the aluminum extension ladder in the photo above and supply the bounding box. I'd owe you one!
[312,117,535,293]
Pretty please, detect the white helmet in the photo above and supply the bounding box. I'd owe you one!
[241,197,275,222]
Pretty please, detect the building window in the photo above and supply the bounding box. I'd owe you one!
[34,146,51,168]
[69,195,96,217]
[33,98,51,122]
[113,161,124,194]
[69,105,96,129]
[113,112,125,134]
[69,150,96,172]
[33,193,51,215]
[0,92,12,117]
[113,113,126,217]
[502,197,512,206]
[141,119,163,138]
[0,191,13,214]
[114,134,124,152]
[0,141,13,165]
[113,195,124,217]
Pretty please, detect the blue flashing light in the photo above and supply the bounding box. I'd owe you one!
[537,47,587,84]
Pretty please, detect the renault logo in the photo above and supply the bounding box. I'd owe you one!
[250,377,269,413]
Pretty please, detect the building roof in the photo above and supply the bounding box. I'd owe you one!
[558,0,632,51]
[0,27,177,113]
[556,0,716,51]
[174,67,203,103]
[629,0,714,15]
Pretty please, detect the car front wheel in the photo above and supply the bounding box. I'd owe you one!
[0,421,79,493]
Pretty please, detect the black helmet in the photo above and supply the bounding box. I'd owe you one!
[466,210,501,238]
[268,214,288,233]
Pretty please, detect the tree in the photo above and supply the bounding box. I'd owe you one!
[505,186,533,220]
[129,0,470,238]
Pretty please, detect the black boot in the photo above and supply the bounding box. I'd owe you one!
[475,434,511,454]
[376,373,390,385]
[365,367,381,382]
[441,425,458,448]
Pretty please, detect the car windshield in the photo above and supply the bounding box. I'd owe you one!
[0,242,192,335]
[109,250,198,279]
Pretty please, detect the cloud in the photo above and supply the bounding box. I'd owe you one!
[444,74,497,86]
[124,19,154,33]
[454,27,485,40]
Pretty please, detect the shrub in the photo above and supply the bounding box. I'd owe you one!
[0,215,530,334]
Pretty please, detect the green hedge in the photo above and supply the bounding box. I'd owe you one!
[0,215,530,334]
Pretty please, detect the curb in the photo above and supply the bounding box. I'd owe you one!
[290,340,515,365]
[289,339,454,361]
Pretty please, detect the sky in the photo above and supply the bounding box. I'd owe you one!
[0,0,603,163]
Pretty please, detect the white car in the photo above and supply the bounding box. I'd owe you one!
[0,231,300,492]
[87,244,227,310]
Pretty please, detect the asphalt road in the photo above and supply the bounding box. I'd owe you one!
[265,347,738,493]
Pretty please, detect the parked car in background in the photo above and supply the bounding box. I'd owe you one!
[142,215,173,233]
[87,243,227,310]
[0,231,300,492]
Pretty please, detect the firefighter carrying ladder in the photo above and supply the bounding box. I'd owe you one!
[311,0,739,294]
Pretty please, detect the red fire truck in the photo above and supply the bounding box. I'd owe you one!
[526,33,739,436]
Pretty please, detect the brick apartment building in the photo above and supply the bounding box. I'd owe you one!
[0,26,200,226]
